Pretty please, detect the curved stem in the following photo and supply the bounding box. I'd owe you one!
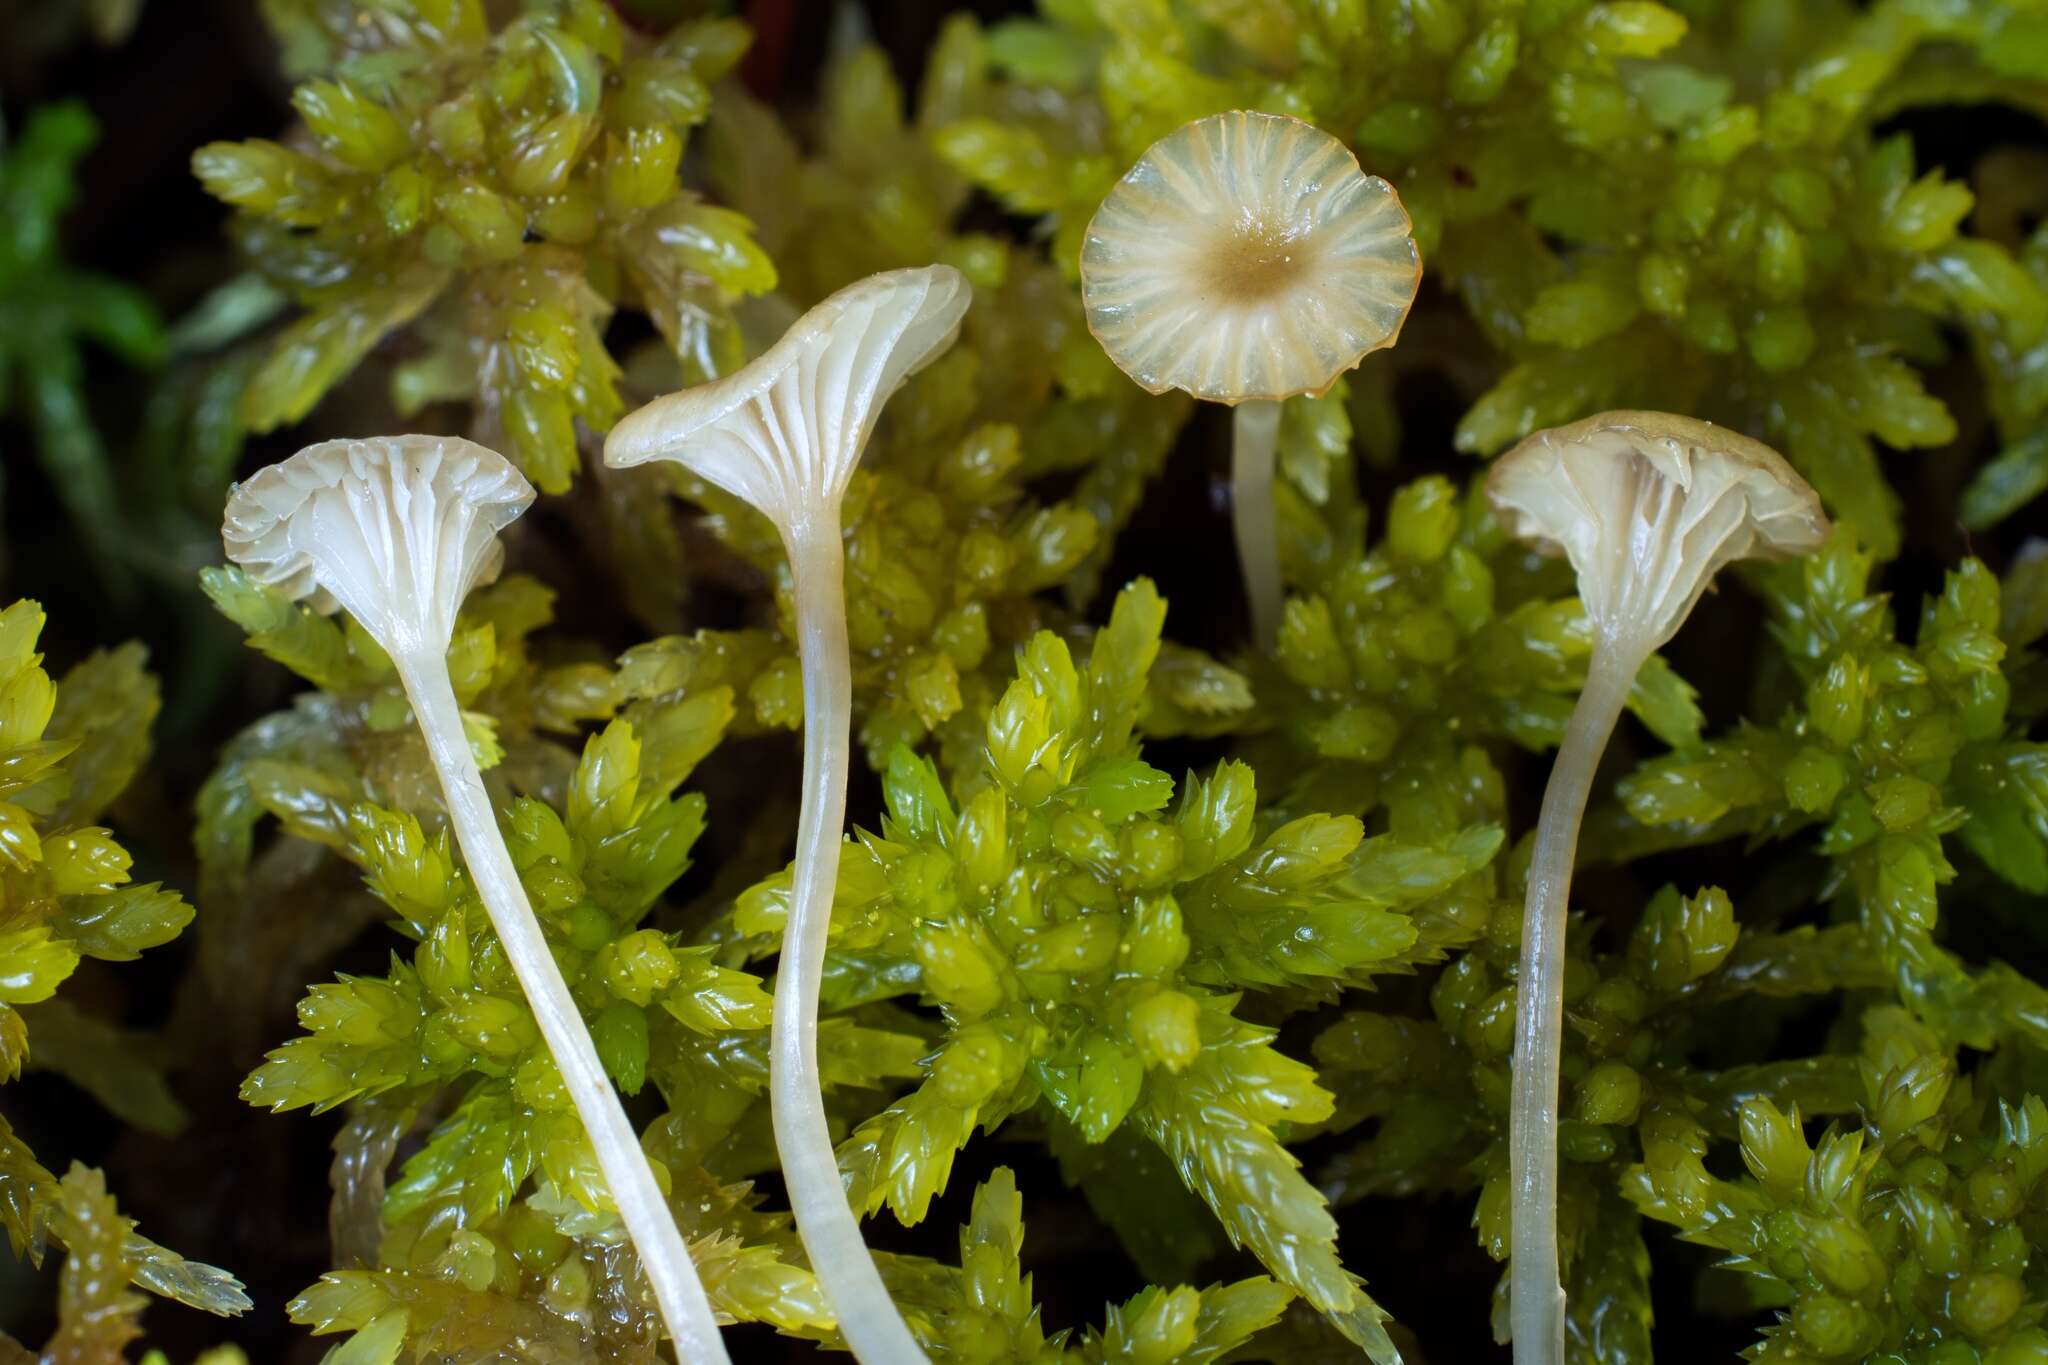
[775,521,930,1364]
[394,652,731,1365]
[1231,399,1284,653]
[1508,644,1641,1365]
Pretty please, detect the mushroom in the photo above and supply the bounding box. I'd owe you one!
[606,265,971,1365]
[1485,411,1828,1364]
[222,436,731,1364]
[1080,109,1420,649]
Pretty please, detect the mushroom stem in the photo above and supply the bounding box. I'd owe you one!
[1508,641,1645,1365]
[1231,398,1283,651]
[391,648,732,1365]
[773,520,930,1365]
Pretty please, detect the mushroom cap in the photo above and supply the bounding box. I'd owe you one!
[222,435,533,655]
[603,265,969,524]
[1079,110,1420,406]
[1486,410,1829,650]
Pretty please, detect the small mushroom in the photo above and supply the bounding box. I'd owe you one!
[607,265,970,1365]
[222,436,732,1363]
[1081,110,1420,649]
[1485,411,1828,1364]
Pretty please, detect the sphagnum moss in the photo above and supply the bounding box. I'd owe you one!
[192,0,774,492]
[0,600,248,1359]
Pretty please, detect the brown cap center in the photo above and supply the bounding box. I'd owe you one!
[1201,214,1315,306]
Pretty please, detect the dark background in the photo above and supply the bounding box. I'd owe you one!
[0,1,2041,1359]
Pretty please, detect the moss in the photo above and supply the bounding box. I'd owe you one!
[0,600,246,1354]
[7,0,2048,1359]
[0,106,164,592]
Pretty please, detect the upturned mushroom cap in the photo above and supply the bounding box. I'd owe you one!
[222,435,534,656]
[1080,110,1420,405]
[603,265,969,527]
[1487,410,1828,652]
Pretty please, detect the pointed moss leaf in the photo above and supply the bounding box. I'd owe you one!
[290,1269,585,1357]
[1090,1276,1292,1364]
[1953,743,2048,893]
[383,1084,532,1225]
[1566,1191,1653,1364]
[586,792,708,915]
[125,1234,252,1317]
[1347,825,1504,901]
[1961,431,2048,531]
[1176,762,1256,879]
[243,961,431,1113]
[1068,756,1175,824]
[240,270,447,432]
[1035,1029,1145,1143]
[347,805,457,929]
[816,1017,930,1093]
[1145,644,1255,737]
[42,645,158,827]
[567,718,642,841]
[1628,652,1705,749]
[885,747,955,844]
[660,948,774,1034]
[591,1001,650,1095]
[244,758,358,854]
[841,1066,1027,1226]
[0,927,81,1006]
[200,566,384,693]
[0,1114,54,1260]
[1133,1006,1392,1358]
[626,686,735,801]
[50,884,193,964]
[288,1272,398,1334]
[988,673,1068,805]
[1084,578,1166,758]
[0,1007,24,1083]
[44,1164,146,1363]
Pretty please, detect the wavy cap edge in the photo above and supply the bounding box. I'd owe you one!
[602,265,971,499]
[1079,109,1422,405]
[1486,409,1829,562]
[221,435,535,618]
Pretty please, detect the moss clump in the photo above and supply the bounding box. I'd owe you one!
[193,0,772,491]
[0,600,246,1356]
[933,0,2048,558]
[7,0,2048,1359]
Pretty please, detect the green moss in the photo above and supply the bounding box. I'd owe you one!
[0,105,165,591]
[194,0,770,491]
[11,0,2048,1359]
[0,600,246,1356]
[931,0,2048,557]
[177,3,2048,1358]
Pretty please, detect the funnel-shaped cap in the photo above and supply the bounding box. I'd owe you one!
[1487,410,1828,653]
[222,435,534,657]
[1081,111,1420,405]
[604,266,969,529]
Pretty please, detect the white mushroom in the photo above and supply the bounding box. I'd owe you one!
[222,436,731,1365]
[1080,110,1420,650]
[606,265,970,1365]
[1485,411,1828,1365]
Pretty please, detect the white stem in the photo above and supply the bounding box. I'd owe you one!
[1231,399,1284,653]
[773,520,930,1364]
[394,651,731,1365]
[1508,643,1642,1365]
